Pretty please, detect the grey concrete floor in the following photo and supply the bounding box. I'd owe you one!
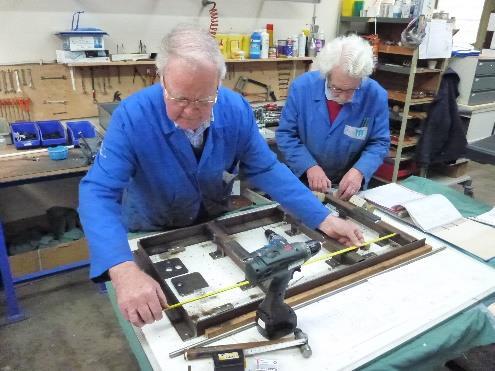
[1,160,495,371]
[0,268,138,371]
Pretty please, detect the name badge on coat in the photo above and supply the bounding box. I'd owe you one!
[344,125,368,140]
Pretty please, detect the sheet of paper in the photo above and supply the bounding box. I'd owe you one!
[362,183,424,210]
[434,219,495,261]
[470,207,495,227]
[402,194,463,231]
[419,19,453,59]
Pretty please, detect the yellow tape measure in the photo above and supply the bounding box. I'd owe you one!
[164,232,397,311]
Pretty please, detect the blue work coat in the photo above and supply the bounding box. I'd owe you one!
[79,84,330,280]
[276,71,390,185]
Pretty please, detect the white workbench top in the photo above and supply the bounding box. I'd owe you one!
[128,212,495,371]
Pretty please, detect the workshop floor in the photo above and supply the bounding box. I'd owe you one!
[1,160,495,371]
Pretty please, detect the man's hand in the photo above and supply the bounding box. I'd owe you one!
[306,165,331,193]
[337,168,363,201]
[110,261,168,327]
[318,215,364,246]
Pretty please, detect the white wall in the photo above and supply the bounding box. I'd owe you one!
[0,0,340,223]
[0,0,340,64]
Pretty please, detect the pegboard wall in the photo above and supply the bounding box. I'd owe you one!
[0,59,311,123]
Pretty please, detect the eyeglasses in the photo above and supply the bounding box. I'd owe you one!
[162,78,218,108]
[327,79,361,95]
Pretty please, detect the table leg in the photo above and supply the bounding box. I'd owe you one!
[0,222,26,324]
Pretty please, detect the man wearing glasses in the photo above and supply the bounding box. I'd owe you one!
[79,24,364,327]
[276,35,390,200]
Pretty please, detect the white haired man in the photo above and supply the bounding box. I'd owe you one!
[79,25,364,327]
[276,35,390,200]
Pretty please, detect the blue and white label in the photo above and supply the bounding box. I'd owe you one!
[344,125,368,140]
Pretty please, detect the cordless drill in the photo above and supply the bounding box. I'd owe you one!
[244,229,321,340]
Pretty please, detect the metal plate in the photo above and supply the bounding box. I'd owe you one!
[155,258,188,279]
[171,272,209,296]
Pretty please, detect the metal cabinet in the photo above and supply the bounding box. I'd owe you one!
[449,56,495,106]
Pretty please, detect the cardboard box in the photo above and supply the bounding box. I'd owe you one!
[433,159,469,178]
[9,239,89,277]
[4,214,89,278]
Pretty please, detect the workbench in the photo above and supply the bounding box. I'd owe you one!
[0,145,89,324]
[107,205,495,371]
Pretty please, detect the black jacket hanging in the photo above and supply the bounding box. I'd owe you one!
[416,68,467,166]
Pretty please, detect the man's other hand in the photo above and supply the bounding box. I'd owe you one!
[110,261,168,327]
[318,215,364,246]
[306,165,331,193]
[337,168,363,201]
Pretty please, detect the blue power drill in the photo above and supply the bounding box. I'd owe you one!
[244,229,321,339]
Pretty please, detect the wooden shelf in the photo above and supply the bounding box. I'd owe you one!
[340,16,412,24]
[378,44,415,56]
[387,90,434,105]
[390,135,418,148]
[225,57,313,63]
[376,63,442,74]
[67,57,314,67]
[67,60,156,67]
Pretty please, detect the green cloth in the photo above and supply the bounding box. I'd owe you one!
[361,303,495,370]
[400,176,492,218]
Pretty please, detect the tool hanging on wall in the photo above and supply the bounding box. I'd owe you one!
[20,69,27,86]
[7,70,15,93]
[202,0,219,36]
[0,71,5,92]
[90,67,97,103]
[80,68,87,94]
[27,69,34,88]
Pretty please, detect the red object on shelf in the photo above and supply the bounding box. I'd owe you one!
[374,161,417,181]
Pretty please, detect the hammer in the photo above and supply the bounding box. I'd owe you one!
[184,328,312,360]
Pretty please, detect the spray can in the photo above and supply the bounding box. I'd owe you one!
[261,29,269,58]
[292,36,299,58]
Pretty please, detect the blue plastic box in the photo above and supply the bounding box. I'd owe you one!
[48,146,68,160]
[10,122,41,149]
[66,121,96,146]
[37,120,67,147]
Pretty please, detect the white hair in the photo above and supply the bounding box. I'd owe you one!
[156,23,226,80]
[316,34,374,79]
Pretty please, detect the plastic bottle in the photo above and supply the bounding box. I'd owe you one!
[261,29,269,59]
[250,30,262,59]
[266,24,274,47]
[392,0,402,18]
[308,37,316,57]
[292,35,299,58]
[315,32,325,54]
[286,36,294,57]
[341,0,354,16]
[297,32,307,57]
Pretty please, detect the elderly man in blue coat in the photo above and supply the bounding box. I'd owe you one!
[79,24,364,327]
[276,35,390,200]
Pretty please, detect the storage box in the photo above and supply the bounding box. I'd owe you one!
[432,159,469,178]
[10,121,41,149]
[4,214,89,277]
[66,121,96,146]
[9,239,89,277]
[57,30,108,51]
[37,120,67,146]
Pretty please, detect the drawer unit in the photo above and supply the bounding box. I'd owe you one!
[449,56,495,106]
[475,60,495,76]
